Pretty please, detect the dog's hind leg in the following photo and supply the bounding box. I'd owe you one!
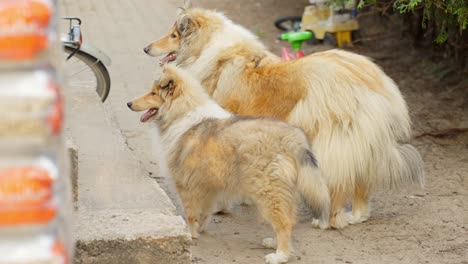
[329,187,350,229]
[255,189,295,264]
[264,223,292,264]
[198,196,218,233]
[347,181,371,224]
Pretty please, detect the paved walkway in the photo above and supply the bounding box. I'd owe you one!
[59,0,191,262]
[60,0,178,181]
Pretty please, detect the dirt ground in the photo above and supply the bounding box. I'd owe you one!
[164,1,468,263]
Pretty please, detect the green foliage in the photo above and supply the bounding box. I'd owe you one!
[357,0,376,9]
[394,0,422,13]
[328,0,468,45]
[410,0,467,45]
[435,30,449,44]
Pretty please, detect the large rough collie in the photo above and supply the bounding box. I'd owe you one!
[143,7,424,229]
[127,65,331,264]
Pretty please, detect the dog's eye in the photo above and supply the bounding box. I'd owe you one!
[150,92,156,96]
[171,33,176,38]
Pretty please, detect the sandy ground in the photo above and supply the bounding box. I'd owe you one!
[61,0,467,263]
[178,1,468,263]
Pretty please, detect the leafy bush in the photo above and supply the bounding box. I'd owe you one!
[394,0,467,44]
[329,0,467,46]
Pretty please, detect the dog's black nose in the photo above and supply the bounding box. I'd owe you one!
[127,102,133,109]
[143,46,150,54]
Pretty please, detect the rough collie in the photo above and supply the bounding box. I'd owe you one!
[127,65,330,263]
[143,6,424,229]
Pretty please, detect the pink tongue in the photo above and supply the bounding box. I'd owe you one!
[160,52,176,63]
[140,108,157,122]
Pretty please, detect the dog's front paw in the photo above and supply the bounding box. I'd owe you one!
[198,215,212,233]
[264,251,288,264]
[345,211,360,224]
[262,238,277,248]
[345,211,370,225]
[312,218,330,229]
[191,229,200,239]
[190,222,200,239]
[330,211,349,229]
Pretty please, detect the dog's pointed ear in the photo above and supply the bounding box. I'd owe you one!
[183,0,192,9]
[177,13,198,37]
[159,66,183,98]
[159,79,174,90]
[167,80,174,90]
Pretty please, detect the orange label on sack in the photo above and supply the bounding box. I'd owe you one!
[47,100,63,135]
[0,166,56,225]
[52,241,68,264]
[47,82,63,135]
[0,206,56,225]
[0,166,53,206]
[0,0,51,60]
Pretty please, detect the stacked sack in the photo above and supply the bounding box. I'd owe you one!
[0,0,73,263]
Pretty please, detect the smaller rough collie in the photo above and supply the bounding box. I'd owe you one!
[127,65,330,264]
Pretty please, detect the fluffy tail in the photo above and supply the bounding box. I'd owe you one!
[377,144,425,189]
[297,150,330,229]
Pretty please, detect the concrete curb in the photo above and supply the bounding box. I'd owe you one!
[64,84,191,263]
[75,209,190,264]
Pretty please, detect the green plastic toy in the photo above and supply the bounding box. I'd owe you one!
[280,31,313,51]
